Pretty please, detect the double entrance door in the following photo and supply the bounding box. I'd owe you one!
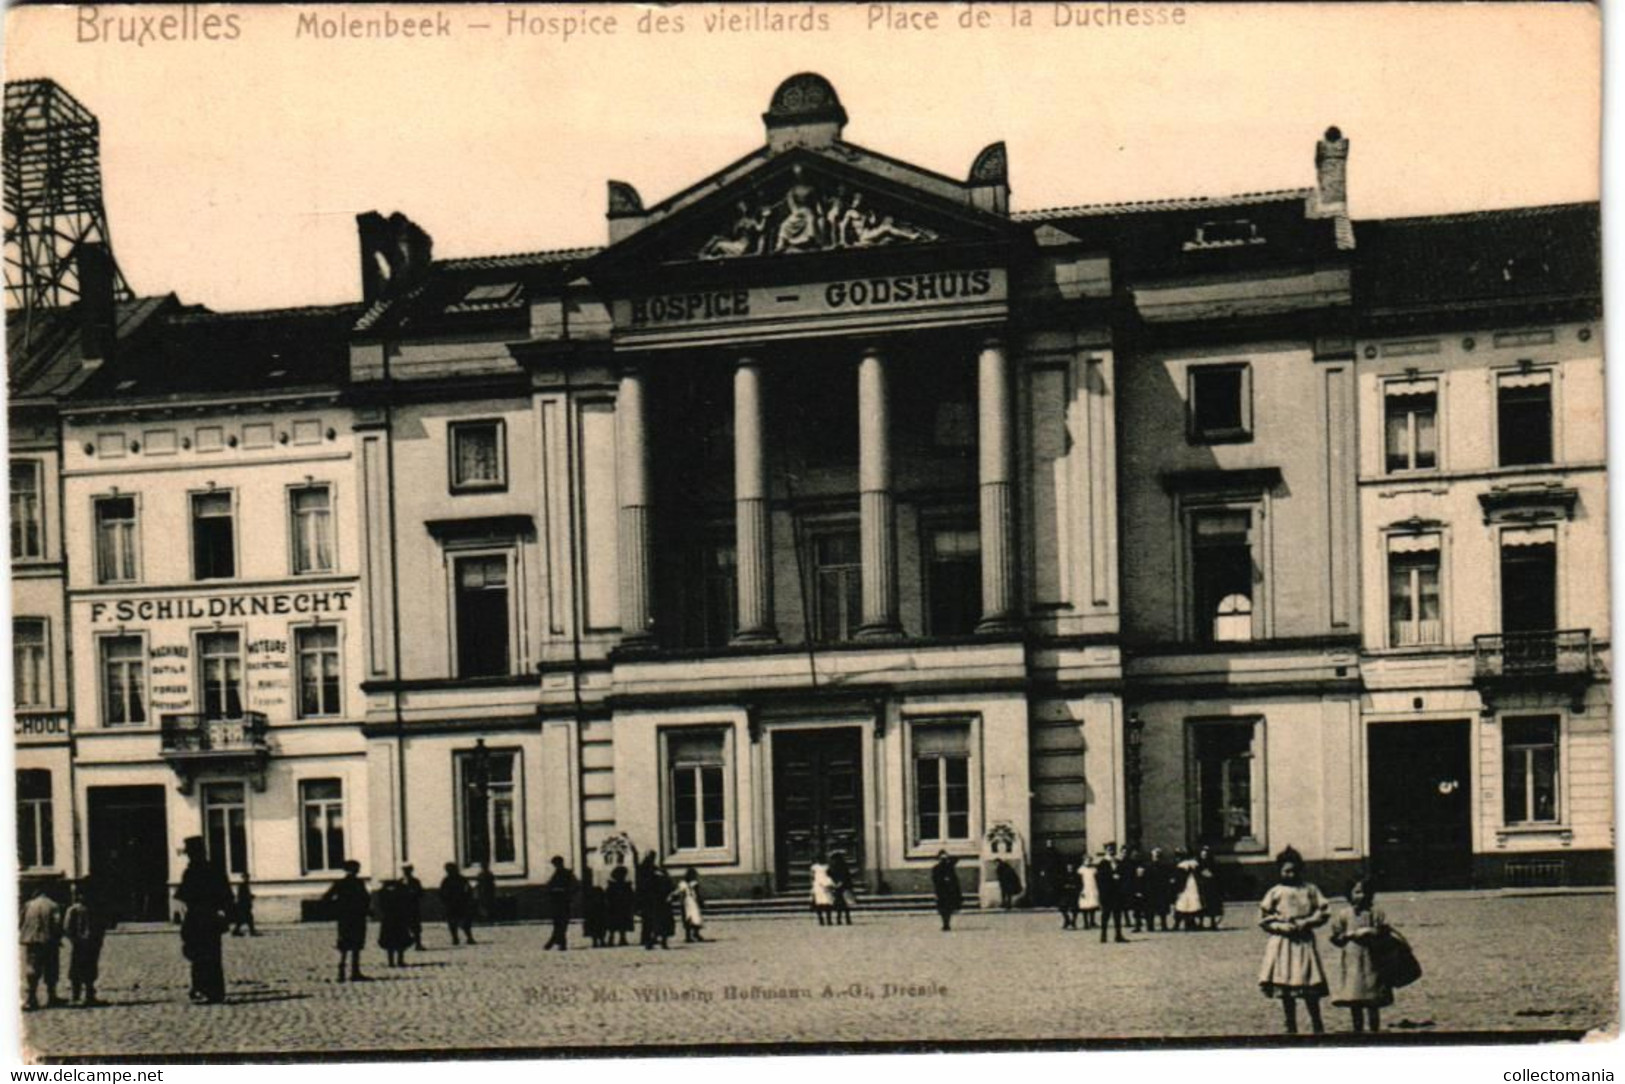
[1367,722,1473,890]
[772,728,863,893]
[87,785,171,923]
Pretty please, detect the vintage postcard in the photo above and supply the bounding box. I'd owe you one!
[2,0,1615,1066]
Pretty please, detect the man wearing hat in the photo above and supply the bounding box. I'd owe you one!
[401,863,426,951]
[320,859,372,983]
[175,836,232,1004]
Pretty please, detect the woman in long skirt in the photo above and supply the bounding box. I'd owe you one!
[1172,851,1205,931]
[1196,845,1225,929]
[674,868,706,943]
[1257,846,1330,1034]
[1330,878,1394,1033]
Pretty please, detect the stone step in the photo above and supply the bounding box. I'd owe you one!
[705,893,941,916]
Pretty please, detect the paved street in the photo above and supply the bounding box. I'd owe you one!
[20,892,1617,1059]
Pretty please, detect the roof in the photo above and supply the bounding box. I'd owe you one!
[6,295,176,402]
[71,302,363,402]
[1356,202,1600,313]
[353,248,595,337]
[1013,188,1314,223]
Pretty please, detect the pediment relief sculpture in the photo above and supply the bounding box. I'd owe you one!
[696,165,939,260]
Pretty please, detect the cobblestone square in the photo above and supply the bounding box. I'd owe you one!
[19,891,1617,1059]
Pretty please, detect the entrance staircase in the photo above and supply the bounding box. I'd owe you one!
[705,892,939,918]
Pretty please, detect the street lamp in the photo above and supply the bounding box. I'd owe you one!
[468,738,492,868]
[1126,712,1145,852]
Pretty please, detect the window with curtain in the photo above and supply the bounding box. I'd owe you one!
[202,782,248,875]
[1384,380,1438,472]
[1189,719,1264,850]
[1503,716,1559,824]
[301,779,346,872]
[290,485,334,573]
[191,491,236,579]
[296,626,341,717]
[454,554,511,677]
[95,495,138,584]
[198,631,244,720]
[101,635,146,726]
[13,619,48,708]
[457,748,518,867]
[668,730,727,852]
[16,770,53,870]
[1387,536,1442,646]
[450,421,505,490]
[1189,509,1256,642]
[913,723,971,844]
[1497,370,1553,467]
[10,460,42,559]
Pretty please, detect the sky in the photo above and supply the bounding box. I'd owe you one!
[2,2,1602,312]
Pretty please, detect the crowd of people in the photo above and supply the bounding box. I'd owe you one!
[21,835,1412,1035]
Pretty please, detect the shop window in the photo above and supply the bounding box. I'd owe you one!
[456,747,519,868]
[198,631,244,721]
[202,782,248,876]
[925,526,981,637]
[10,460,42,559]
[1497,370,1553,467]
[16,769,54,870]
[1384,381,1438,472]
[191,491,236,580]
[913,723,972,844]
[290,485,334,574]
[812,529,862,643]
[296,626,341,717]
[668,730,728,853]
[1387,537,1442,647]
[449,420,506,491]
[100,635,146,727]
[1188,718,1265,851]
[453,554,511,677]
[1503,716,1559,825]
[300,779,346,872]
[94,495,139,584]
[1187,363,1252,443]
[13,619,48,708]
[1189,509,1256,642]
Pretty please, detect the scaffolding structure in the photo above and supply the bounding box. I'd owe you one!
[4,78,132,327]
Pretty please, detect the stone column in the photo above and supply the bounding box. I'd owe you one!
[617,365,654,645]
[857,346,901,638]
[977,337,1018,632]
[733,358,777,643]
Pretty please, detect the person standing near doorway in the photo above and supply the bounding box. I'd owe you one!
[19,882,63,1011]
[63,881,106,1007]
[828,852,855,926]
[176,836,232,1004]
[542,856,576,951]
[930,851,962,932]
[440,862,476,946]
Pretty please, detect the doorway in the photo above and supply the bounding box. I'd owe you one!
[87,785,170,923]
[1367,722,1473,890]
[772,728,863,893]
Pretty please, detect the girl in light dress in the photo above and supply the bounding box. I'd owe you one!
[673,867,707,943]
[1257,845,1331,1035]
[809,857,836,926]
[1076,855,1100,929]
[1173,850,1205,931]
[1329,879,1393,1033]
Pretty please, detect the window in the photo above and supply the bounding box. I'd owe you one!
[668,730,727,852]
[1189,719,1264,850]
[812,530,863,643]
[1500,529,1557,635]
[1497,370,1553,467]
[1189,509,1256,642]
[94,495,139,584]
[913,723,972,844]
[202,782,248,875]
[290,485,334,574]
[1503,717,1559,824]
[300,779,346,872]
[449,420,506,491]
[925,526,981,637]
[100,636,146,727]
[1384,381,1438,472]
[10,460,42,559]
[685,536,736,650]
[1387,537,1442,647]
[457,747,518,867]
[295,626,341,717]
[1188,364,1251,442]
[198,632,244,720]
[16,770,54,870]
[191,491,236,579]
[13,619,48,708]
[453,554,511,677]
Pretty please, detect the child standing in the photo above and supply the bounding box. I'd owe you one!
[63,882,104,1007]
[809,857,835,927]
[674,868,706,943]
[1330,879,1393,1033]
[828,853,855,926]
[1077,855,1100,930]
[605,865,635,946]
[1257,846,1330,1035]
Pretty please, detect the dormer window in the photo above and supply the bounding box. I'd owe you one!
[1183,218,1266,252]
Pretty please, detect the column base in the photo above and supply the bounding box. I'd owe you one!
[730,628,780,646]
[974,615,1023,636]
[855,622,904,641]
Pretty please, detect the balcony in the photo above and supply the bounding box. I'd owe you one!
[1472,630,1595,712]
[160,712,271,794]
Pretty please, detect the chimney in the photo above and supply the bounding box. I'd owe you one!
[357,211,434,304]
[1315,126,1349,212]
[77,242,116,364]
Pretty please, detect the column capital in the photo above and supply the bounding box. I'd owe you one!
[979,333,1006,352]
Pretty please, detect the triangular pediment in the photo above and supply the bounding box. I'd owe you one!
[591,147,1017,280]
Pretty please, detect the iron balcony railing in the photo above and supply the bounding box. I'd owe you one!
[1472,630,1593,680]
[160,712,270,755]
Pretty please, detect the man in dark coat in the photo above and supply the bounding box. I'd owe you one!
[476,862,498,923]
[930,851,963,932]
[321,860,371,983]
[401,863,425,950]
[605,865,636,946]
[175,836,232,1003]
[440,862,476,945]
[1033,840,1063,909]
[1096,842,1129,943]
[1146,847,1175,932]
[542,856,577,951]
[635,854,674,950]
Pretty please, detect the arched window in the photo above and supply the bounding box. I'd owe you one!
[1213,593,1253,642]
